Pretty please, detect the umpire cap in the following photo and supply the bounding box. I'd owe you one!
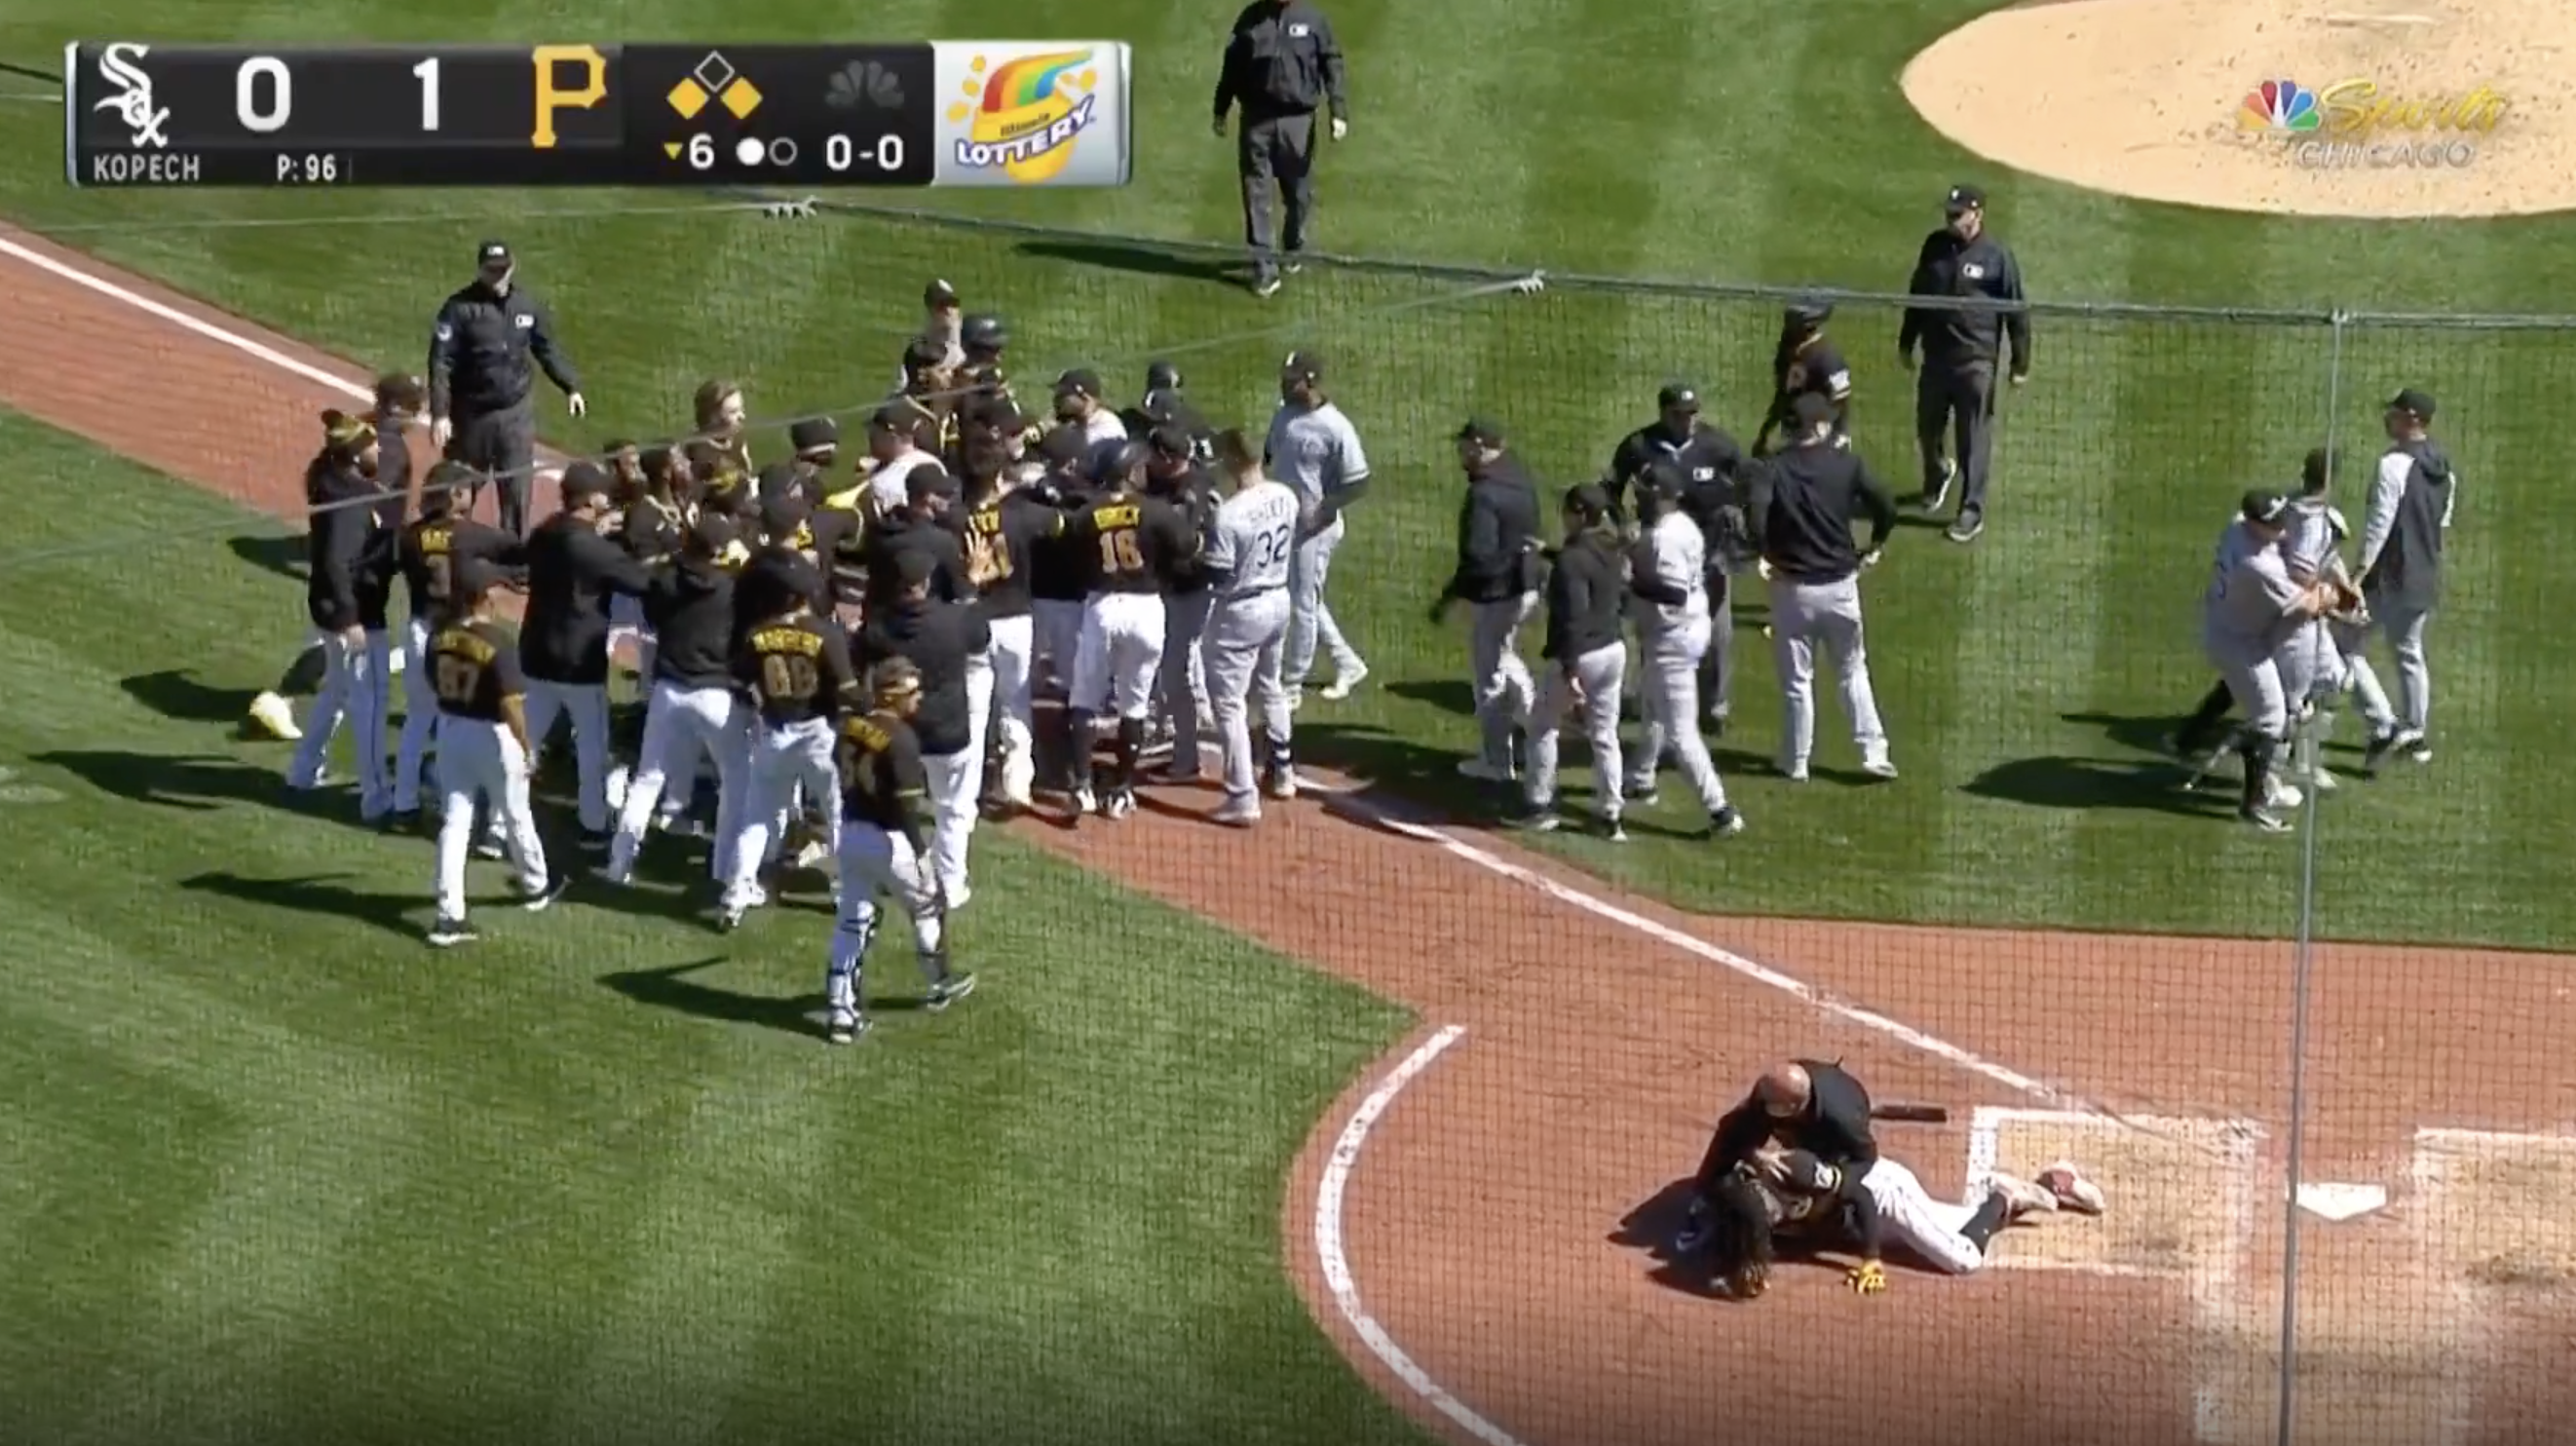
[925,278,961,310]
[1656,382,1700,413]
[1139,388,1185,425]
[1945,183,1986,213]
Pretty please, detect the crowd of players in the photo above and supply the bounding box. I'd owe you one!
[264,284,1309,1044]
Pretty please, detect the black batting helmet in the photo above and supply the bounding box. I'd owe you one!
[961,314,1008,355]
[1145,360,1184,393]
[1786,297,1834,328]
[1095,438,1153,486]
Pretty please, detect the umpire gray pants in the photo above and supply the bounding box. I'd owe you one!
[1916,360,1997,515]
[1239,112,1317,269]
[448,397,538,536]
[1768,572,1889,772]
[1466,592,1536,769]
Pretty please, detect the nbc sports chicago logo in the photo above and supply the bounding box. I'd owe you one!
[2234,76,2508,171]
[944,48,1104,184]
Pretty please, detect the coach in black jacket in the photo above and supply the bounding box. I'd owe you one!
[428,240,587,538]
[1432,417,1542,783]
[1213,0,1350,296]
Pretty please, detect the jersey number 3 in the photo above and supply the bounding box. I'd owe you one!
[1099,528,1145,575]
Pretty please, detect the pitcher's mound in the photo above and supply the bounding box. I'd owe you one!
[1901,0,2572,217]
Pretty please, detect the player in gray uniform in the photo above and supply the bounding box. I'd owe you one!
[1264,350,1371,703]
[1623,460,1743,837]
[2355,387,2455,772]
[2202,491,2338,832]
[1197,429,1305,823]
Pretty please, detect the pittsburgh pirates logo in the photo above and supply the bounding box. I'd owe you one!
[94,44,171,149]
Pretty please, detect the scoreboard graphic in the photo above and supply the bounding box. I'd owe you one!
[64,40,1133,188]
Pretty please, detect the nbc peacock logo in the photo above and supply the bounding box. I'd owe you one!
[2239,79,2323,133]
[946,49,1098,184]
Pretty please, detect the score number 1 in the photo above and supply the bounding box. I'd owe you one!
[228,55,442,133]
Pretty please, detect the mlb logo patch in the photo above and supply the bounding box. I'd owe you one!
[1288,21,1309,35]
[1963,264,1987,281]
[514,314,536,328]
[1692,467,1715,481]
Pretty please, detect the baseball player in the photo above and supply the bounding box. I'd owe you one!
[1197,428,1303,823]
[1062,441,1200,819]
[1751,396,1899,781]
[722,587,858,930]
[864,402,947,517]
[1624,460,1743,837]
[1051,368,1130,454]
[603,516,750,888]
[961,449,1058,813]
[1511,483,1629,839]
[1147,425,1223,781]
[890,334,963,457]
[1026,428,1099,699]
[1754,300,1853,456]
[425,564,568,946]
[1433,418,1540,783]
[824,658,976,1046]
[519,464,654,848]
[920,279,966,371]
[615,444,700,687]
[859,551,992,906]
[2202,491,2339,832]
[1121,362,1218,463]
[287,410,398,814]
[2355,387,2456,772]
[693,379,753,474]
[1264,350,1371,703]
[390,465,524,822]
[1606,382,1751,727]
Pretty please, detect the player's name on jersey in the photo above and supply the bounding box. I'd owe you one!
[86,149,204,184]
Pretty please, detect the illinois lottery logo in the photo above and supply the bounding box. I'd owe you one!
[947,50,1098,183]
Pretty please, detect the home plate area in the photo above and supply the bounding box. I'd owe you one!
[1967,1109,2576,1444]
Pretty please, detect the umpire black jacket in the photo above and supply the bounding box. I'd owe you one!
[1442,454,1541,604]
[1607,420,1746,523]
[427,283,582,421]
[1212,0,1349,123]
[1898,229,2031,372]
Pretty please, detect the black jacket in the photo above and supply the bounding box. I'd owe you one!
[1748,439,1898,584]
[858,597,992,757]
[1608,421,1746,523]
[306,456,395,632]
[861,510,970,611]
[642,559,738,690]
[1213,0,1349,123]
[427,282,581,420]
[1898,229,2030,372]
[520,514,654,684]
[1540,530,1624,663]
[1443,455,1542,604]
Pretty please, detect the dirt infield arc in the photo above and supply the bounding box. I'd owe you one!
[8,221,2575,1446]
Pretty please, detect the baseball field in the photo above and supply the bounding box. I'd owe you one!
[4,0,2575,1442]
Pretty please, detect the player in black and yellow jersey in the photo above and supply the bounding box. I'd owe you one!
[1061,442,1201,819]
[425,563,566,947]
[825,658,976,1044]
[720,582,858,931]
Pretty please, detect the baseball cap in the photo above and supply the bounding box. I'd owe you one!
[902,334,951,373]
[1037,427,1091,470]
[906,466,960,504]
[559,459,614,503]
[869,401,914,434]
[1945,183,1986,213]
[476,240,511,268]
[755,461,804,503]
[1786,296,1834,326]
[759,487,812,539]
[1149,422,1196,459]
[788,416,838,454]
[2388,387,2437,421]
[1792,393,1837,428]
[925,278,960,309]
[1054,367,1104,400]
[1146,360,1184,392]
[1656,382,1700,412]
[1281,349,1325,383]
[2241,489,2290,525]
[1139,388,1184,424]
[1455,415,1507,447]
[1566,480,1613,517]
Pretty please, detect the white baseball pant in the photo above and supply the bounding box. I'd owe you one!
[609,593,653,679]
[1525,641,1626,819]
[984,613,1037,804]
[927,644,989,898]
[2210,648,2289,742]
[1863,1159,1989,1275]
[1201,587,1292,800]
[607,680,746,882]
[825,820,947,1016]
[1466,592,1536,771]
[1072,591,1166,720]
[1627,617,1730,815]
[2370,597,2434,736]
[393,613,441,815]
[2328,615,2398,732]
[288,628,392,816]
[1286,514,1363,686]
[1769,574,1890,772]
[725,715,840,913]
[523,678,614,834]
[432,717,548,920]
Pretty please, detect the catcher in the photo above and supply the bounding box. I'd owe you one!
[1698,1140,2103,1299]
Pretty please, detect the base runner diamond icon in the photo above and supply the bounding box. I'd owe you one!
[692,52,737,95]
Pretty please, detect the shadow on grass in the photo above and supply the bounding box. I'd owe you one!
[228,532,307,582]
[178,869,423,938]
[32,748,366,826]
[1013,239,1238,286]
[2061,709,2189,758]
[121,669,260,726]
[1961,754,2238,819]
[597,958,828,1038]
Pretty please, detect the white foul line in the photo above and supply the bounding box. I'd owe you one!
[0,236,373,403]
[1313,1024,1527,1446]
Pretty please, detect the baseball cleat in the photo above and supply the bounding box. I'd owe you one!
[2265,778,2303,811]
[1861,756,1900,780]
[1212,793,1263,827]
[1071,785,1098,818]
[246,690,303,741]
[604,764,631,811]
[717,904,747,932]
[474,836,508,861]
[1919,460,1956,513]
[2037,1161,2107,1216]
[2303,765,2339,792]
[825,1009,871,1046]
[1506,807,1561,832]
[1776,759,1809,782]
[2361,727,2408,775]
[1673,1199,1715,1254]
[1602,817,1627,843]
[1264,769,1300,801]
[1622,781,1661,807]
[1945,513,1986,544]
[2238,806,2292,833]
[426,915,477,948]
[1252,273,1282,298]
[1105,788,1138,820]
[927,973,977,1012]
[519,876,572,913]
[2406,738,2433,764]
[1707,807,1746,839]
[1986,1170,2061,1219]
[1458,757,1516,784]
[1317,663,1369,701]
[945,882,972,911]
[1151,761,1204,785]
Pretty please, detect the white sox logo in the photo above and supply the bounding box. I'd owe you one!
[94,43,171,149]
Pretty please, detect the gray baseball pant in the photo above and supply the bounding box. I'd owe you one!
[1239,112,1317,271]
[1466,592,1536,769]
[1768,573,1889,772]
[1525,641,1626,820]
[1916,361,1996,514]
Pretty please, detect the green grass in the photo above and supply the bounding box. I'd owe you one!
[0,411,1420,1446]
[8,0,2576,952]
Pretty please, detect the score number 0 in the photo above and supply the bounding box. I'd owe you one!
[231,55,443,133]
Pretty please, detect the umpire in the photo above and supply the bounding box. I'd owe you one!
[428,240,587,538]
[1212,0,1350,298]
[1897,185,2028,545]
